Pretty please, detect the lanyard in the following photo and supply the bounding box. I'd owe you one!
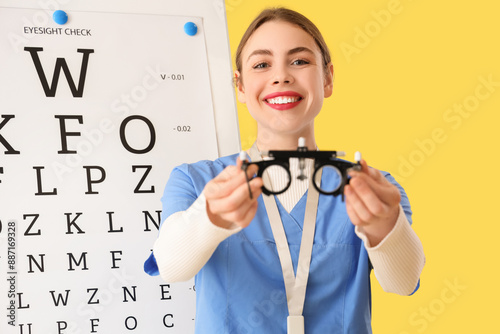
[249,143,321,334]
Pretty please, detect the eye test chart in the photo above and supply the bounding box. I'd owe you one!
[0,1,238,333]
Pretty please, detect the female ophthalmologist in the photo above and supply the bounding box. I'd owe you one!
[146,7,425,334]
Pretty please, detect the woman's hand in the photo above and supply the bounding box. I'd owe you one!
[344,159,401,247]
[203,157,263,229]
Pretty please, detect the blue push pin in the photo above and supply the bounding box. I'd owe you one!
[184,22,197,36]
[53,10,68,25]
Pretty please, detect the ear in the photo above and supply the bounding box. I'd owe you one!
[235,71,246,104]
[323,63,334,98]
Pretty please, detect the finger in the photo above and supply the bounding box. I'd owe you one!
[244,163,259,179]
[348,171,400,206]
[213,160,258,185]
[234,200,259,229]
[221,192,260,227]
[360,159,370,174]
[348,176,389,219]
[213,165,241,183]
[208,177,262,215]
[367,164,384,182]
[345,183,378,224]
[232,162,259,198]
[205,166,252,199]
[211,190,260,228]
[350,159,383,182]
[344,185,363,226]
[232,176,262,208]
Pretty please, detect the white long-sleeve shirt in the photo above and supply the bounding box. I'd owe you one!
[153,158,425,295]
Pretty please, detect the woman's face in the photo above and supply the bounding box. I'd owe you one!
[237,20,333,137]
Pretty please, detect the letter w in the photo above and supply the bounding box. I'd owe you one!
[24,47,94,98]
[49,290,71,306]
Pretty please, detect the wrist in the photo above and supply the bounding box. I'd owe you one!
[359,206,399,247]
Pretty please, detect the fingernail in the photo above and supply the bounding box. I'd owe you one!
[239,151,247,161]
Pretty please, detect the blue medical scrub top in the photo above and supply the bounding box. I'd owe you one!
[145,153,415,333]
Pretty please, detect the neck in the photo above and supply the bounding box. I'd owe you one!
[255,127,317,151]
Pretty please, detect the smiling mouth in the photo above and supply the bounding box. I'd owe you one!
[265,96,303,105]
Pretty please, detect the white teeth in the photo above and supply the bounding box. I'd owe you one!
[267,96,300,104]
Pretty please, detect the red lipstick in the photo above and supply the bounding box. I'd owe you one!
[263,91,303,110]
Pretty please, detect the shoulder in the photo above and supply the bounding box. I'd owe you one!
[167,153,239,193]
[160,153,239,217]
[174,153,239,180]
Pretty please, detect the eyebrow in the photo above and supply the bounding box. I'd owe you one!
[288,47,315,56]
[246,49,272,62]
[246,47,315,62]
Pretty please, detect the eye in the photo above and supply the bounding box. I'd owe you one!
[253,62,269,69]
[292,59,310,66]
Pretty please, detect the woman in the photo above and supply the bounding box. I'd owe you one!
[145,7,424,333]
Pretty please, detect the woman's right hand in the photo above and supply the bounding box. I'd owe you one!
[203,157,263,229]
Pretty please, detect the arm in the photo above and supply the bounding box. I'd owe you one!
[355,204,425,295]
[345,160,425,295]
[153,193,241,282]
[153,159,262,282]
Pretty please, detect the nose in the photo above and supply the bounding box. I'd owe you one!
[273,78,291,85]
[272,65,293,85]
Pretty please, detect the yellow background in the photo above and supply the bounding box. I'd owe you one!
[226,0,499,332]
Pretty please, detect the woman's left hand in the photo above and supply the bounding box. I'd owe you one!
[344,159,401,247]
